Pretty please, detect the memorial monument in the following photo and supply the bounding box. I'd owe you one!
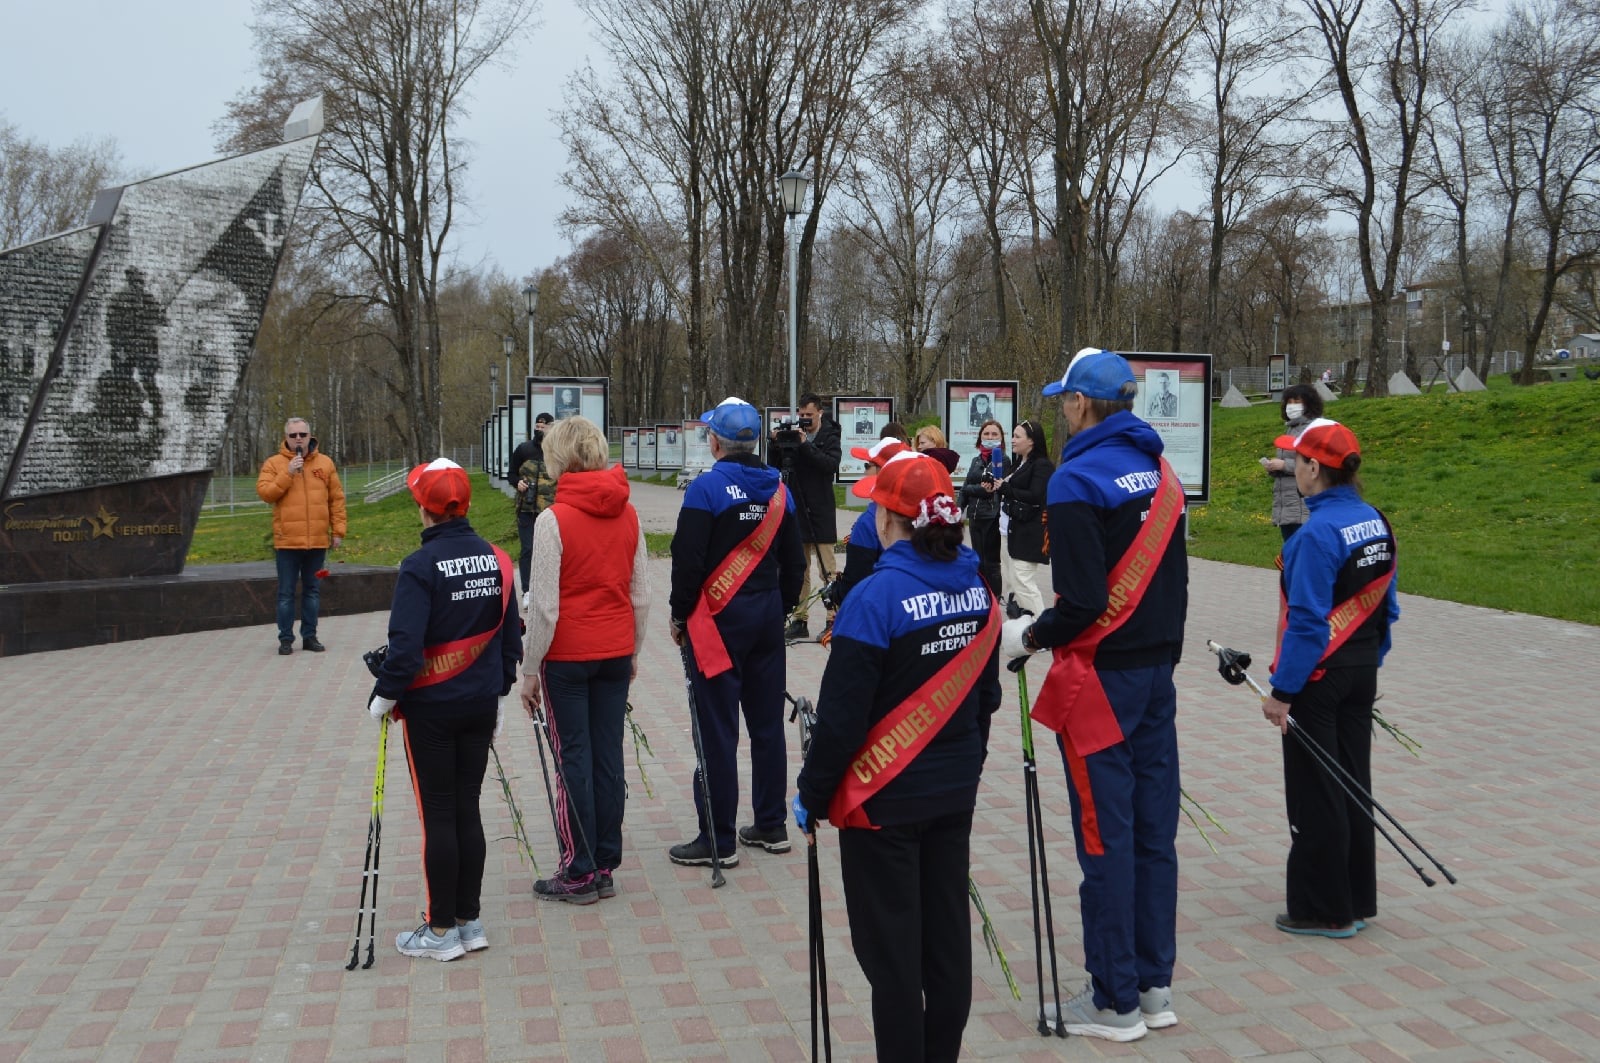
[1,100,393,654]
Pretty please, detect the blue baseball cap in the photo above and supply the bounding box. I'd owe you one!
[699,397,763,441]
[1042,348,1136,400]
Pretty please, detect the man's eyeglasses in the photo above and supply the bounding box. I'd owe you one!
[287,432,309,438]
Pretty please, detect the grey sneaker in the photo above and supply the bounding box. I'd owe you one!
[1042,982,1148,1042]
[783,618,809,641]
[738,823,791,853]
[1139,985,1176,1029]
[458,919,488,952]
[534,871,599,905]
[596,871,616,899]
[395,923,465,961]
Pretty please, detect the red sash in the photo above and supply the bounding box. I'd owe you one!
[407,545,515,690]
[828,597,1002,829]
[1271,570,1394,683]
[686,487,788,677]
[1031,459,1184,756]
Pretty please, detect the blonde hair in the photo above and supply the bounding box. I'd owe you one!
[541,416,610,478]
[915,425,947,450]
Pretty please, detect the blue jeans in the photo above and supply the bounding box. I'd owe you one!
[275,548,325,642]
[543,655,632,877]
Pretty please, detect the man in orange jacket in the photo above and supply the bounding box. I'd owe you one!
[257,417,347,655]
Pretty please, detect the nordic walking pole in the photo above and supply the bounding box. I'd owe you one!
[530,700,599,877]
[1205,641,1456,887]
[346,714,388,970]
[1011,655,1065,1037]
[807,827,834,1062]
[678,643,726,888]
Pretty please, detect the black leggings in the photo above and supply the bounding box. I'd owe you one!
[402,702,496,927]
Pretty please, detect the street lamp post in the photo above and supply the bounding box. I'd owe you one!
[502,334,515,410]
[489,362,499,411]
[522,283,538,384]
[1272,313,1280,360]
[779,169,811,415]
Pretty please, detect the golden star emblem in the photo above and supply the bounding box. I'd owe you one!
[88,506,119,539]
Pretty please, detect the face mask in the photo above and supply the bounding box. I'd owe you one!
[1285,403,1304,420]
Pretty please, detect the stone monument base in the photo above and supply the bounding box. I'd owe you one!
[0,562,397,657]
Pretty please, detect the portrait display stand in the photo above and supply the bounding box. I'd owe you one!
[1123,352,1213,504]
[941,380,1019,460]
[834,397,894,483]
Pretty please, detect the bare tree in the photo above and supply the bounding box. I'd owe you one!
[1300,0,1466,396]
[836,48,963,409]
[221,0,534,463]
[0,120,121,248]
[1192,0,1308,357]
[1028,0,1199,360]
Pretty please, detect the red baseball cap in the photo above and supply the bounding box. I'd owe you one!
[851,451,956,519]
[408,458,472,517]
[848,438,909,467]
[1275,417,1360,468]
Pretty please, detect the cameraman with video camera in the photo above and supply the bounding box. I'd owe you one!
[767,393,840,640]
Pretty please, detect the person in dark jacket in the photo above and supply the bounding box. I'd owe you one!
[957,418,1010,598]
[1262,385,1322,540]
[369,458,522,961]
[521,416,650,904]
[670,398,806,866]
[998,418,1053,617]
[795,450,1002,1063]
[509,411,557,609]
[768,393,841,640]
[1262,418,1399,939]
[1001,350,1189,1042]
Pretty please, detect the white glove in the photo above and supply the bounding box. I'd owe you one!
[1000,617,1037,662]
[368,695,397,721]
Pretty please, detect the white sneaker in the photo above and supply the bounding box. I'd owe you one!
[1041,982,1148,1042]
[1140,985,1176,1029]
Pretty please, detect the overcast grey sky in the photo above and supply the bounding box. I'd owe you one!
[0,0,596,279]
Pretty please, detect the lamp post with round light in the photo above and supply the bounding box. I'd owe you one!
[779,169,811,415]
[502,334,515,409]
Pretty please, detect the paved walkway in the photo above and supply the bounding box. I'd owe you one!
[3,481,1598,1061]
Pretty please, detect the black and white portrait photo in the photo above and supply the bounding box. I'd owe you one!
[1147,372,1178,419]
[554,387,581,419]
[853,406,875,434]
[967,392,994,427]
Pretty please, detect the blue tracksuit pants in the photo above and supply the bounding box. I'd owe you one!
[1056,663,1180,1014]
[686,589,788,852]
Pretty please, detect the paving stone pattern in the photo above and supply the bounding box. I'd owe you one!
[2,481,1598,1060]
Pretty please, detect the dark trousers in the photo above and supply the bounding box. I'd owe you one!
[274,547,325,642]
[1057,664,1180,1014]
[1282,667,1377,924]
[516,511,537,591]
[968,517,1002,601]
[687,590,787,851]
[839,810,974,1063]
[401,701,495,927]
[1279,523,1302,542]
[543,656,632,878]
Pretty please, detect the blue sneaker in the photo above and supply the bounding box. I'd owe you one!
[1275,913,1356,939]
[458,919,488,952]
[395,922,465,961]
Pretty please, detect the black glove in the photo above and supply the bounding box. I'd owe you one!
[1216,646,1252,686]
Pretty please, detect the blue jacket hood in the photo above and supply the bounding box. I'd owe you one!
[1060,409,1165,465]
[874,538,985,597]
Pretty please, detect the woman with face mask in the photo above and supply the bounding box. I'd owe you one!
[997,419,1053,617]
[1262,385,1323,541]
[957,419,1009,598]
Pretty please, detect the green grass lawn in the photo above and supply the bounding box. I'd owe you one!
[1190,376,1599,625]
[189,378,1599,625]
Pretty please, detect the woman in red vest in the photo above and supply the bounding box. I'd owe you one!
[521,417,650,904]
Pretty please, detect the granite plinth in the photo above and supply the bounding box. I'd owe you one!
[0,561,396,656]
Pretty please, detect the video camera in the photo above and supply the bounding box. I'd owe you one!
[772,415,810,451]
[362,644,388,678]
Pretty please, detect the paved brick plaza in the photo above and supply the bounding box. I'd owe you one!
[2,480,1597,1061]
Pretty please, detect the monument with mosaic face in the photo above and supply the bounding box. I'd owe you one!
[0,101,402,653]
